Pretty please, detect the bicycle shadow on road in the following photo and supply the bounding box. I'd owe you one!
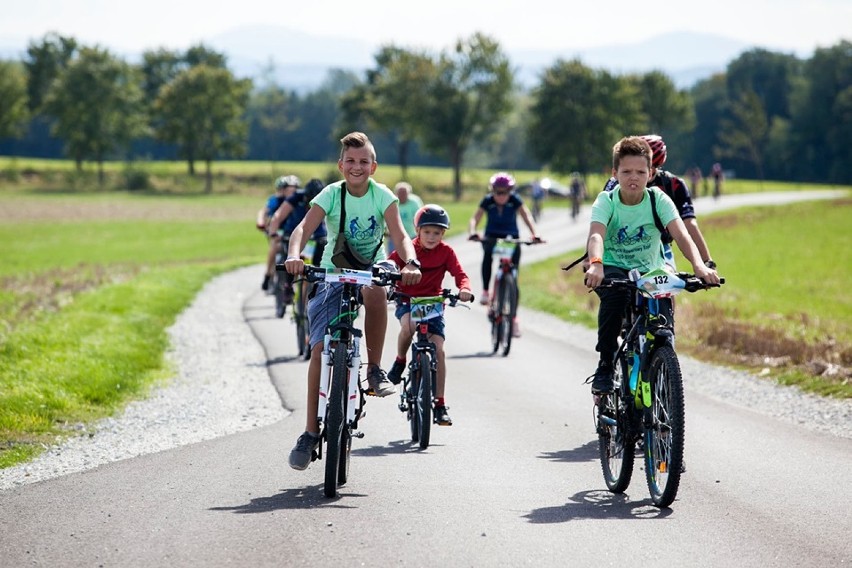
[352,438,445,456]
[209,484,365,513]
[522,490,673,523]
[446,351,507,359]
[538,440,598,463]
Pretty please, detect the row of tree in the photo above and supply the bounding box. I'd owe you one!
[1,33,850,194]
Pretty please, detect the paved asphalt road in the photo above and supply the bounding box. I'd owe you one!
[1,191,849,567]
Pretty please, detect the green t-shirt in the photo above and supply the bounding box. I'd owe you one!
[590,185,679,273]
[312,179,397,269]
[398,194,424,237]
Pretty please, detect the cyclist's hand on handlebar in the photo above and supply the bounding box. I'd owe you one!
[692,263,720,286]
[458,289,474,303]
[256,222,266,232]
[584,263,604,290]
[468,233,481,242]
[284,256,304,275]
[400,264,421,287]
[532,235,545,244]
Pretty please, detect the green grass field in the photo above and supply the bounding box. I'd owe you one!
[1,159,850,469]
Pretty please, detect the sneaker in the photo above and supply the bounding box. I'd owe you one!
[590,360,614,394]
[479,290,490,306]
[387,359,405,385]
[366,366,395,397]
[288,431,320,470]
[261,274,271,291]
[434,405,453,426]
[512,317,521,338]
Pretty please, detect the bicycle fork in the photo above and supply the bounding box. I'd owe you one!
[317,335,365,441]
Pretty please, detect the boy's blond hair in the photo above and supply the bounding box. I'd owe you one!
[612,136,653,171]
[339,131,377,161]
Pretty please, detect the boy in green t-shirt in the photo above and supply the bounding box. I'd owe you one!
[282,131,422,471]
[583,136,719,395]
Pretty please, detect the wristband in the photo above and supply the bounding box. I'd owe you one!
[589,256,603,265]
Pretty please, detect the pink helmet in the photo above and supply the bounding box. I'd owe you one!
[640,135,667,168]
[489,172,515,191]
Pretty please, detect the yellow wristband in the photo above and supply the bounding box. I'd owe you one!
[589,256,603,265]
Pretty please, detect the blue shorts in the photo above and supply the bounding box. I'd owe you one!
[308,282,362,349]
[394,301,446,338]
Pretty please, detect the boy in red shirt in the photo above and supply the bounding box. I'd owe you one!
[387,204,473,426]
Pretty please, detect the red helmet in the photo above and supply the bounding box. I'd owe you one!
[489,172,515,191]
[640,135,667,168]
[414,204,450,229]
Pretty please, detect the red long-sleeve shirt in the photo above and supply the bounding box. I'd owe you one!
[389,239,471,299]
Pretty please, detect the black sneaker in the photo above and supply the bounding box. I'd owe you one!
[434,405,452,426]
[261,274,271,291]
[387,359,405,385]
[590,360,614,394]
[288,431,320,470]
[366,366,395,397]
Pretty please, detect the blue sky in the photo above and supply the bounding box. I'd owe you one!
[2,0,849,57]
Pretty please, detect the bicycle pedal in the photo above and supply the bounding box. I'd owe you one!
[352,431,365,439]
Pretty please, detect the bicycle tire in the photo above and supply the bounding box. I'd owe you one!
[598,352,635,492]
[490,279,503,354]
[273,272,286,318]
[408,369,420,443]
[414,351,432,449]
[500,272,516,356]
[644,345,685,508]
[293,283,310,358]
[324,343,347,498]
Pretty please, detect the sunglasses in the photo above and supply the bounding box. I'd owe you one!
[493,190,510,196]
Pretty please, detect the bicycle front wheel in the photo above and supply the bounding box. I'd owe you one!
[324,343,348,498]
[644,345,685,508]
[293,282,310,359]
[499,272,517,356]
[273,272,286,318]
[598,352,635,492]
[414,351,433,449]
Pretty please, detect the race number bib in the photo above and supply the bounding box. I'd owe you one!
[409,297,444,321]
[636,268,686,298]
[494,240,517,261]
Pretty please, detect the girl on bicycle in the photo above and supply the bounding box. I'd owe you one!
[468,172,542,337]
[387,204,473,426]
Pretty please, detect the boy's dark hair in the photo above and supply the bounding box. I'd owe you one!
[612,136,653,171]
[339,131,376,161]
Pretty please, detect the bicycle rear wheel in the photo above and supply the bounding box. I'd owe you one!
[273,272,286,318]
[414,351,433,449]
[490,282,503,354]
[499,272,516,356]
[293,282,310,359]
[644,345,685,508]
[408,370,420,443]
[598,353,635,492]
[324,343,347,498]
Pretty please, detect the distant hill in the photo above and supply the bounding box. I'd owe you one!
[0,27,786,93]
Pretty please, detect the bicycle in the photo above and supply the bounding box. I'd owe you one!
[270,235,292,318]
[591,268,723,508]
[392,289,472,449]
[289,238,318,360]
[471,235,542,356]
[298,263,400,498]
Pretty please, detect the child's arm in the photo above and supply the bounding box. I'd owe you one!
[446,249,473,302]
[584,222,606,289]
[518,205,540,240]
[256,206,268,230]
[285,205,325,274]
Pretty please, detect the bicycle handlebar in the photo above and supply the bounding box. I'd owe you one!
[598,273,725,293]
[468,234,545,245]
[391,288,474,307]
[278,264,403,286]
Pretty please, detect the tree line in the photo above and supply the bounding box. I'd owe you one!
[0,32,849,195]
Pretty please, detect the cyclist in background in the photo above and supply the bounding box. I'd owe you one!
[266,178,329,301]
[468,172,542,337]
[569,172,586,221]
[257,175,299,291]
[388,181,424,254]
[386,204,474,426]
[602,134,716,271]
[584,136,719,394]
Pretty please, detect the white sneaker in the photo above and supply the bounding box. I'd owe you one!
[479,290,490,306]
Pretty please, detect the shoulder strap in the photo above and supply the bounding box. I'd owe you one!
[608,188,666,235]
[338,184,347,234]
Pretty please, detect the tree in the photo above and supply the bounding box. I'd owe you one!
[0,60,29,140]
[719,89,769,183]
[527,59,643,176]
[415,33,513,200]
[247,60,299,163]
[42,46,147,183]
[631,70,695,145]
[154,65,252,191]
[23,32,77,112]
